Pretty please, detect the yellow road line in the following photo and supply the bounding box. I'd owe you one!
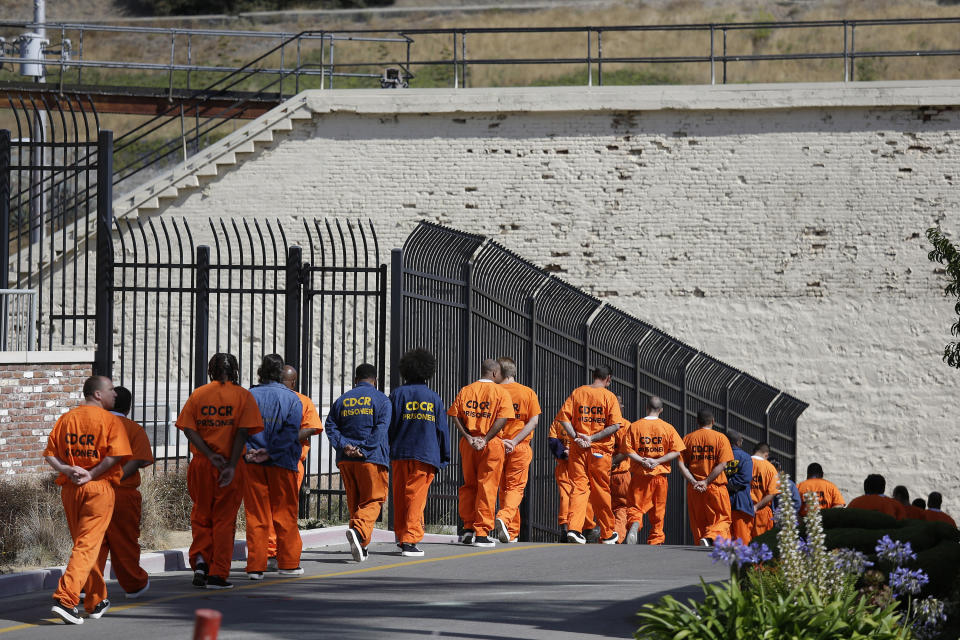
[0,543,555,634]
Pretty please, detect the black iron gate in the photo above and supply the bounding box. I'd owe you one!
[108,215,387,521]
[392,221,808,545]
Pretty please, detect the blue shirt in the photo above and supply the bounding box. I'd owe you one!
[725,446,755,516]
[247,381,303,473]
[388,384,449,471]
[325,381,392,468]
[774,477,803,517]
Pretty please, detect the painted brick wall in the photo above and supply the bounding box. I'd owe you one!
[119,86,960,510]
[0,361,93,476]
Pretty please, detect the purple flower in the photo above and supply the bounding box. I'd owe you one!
[796,537,811,556]
[875,535,917,566]
[709,537,772,567]
[833,548,874,576]
[747,543,773,564]
[889,567,929,596]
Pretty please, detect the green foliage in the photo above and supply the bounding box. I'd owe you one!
[823,507,900,531]
[636,579,911,640]
[532,68,680,87]
[916,541,960,597]
[927,226,960,368]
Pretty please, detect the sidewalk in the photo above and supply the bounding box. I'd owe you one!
[0,525,457,599]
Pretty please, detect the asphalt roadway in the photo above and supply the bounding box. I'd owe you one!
[0,541,726,639]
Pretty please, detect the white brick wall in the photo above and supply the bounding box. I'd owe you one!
[125,84,960,511]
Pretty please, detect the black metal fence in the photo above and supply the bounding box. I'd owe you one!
[392,221,807,545]
[0,94,109,353]
[108,216,387,522]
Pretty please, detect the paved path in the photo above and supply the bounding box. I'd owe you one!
[0,541,725,639]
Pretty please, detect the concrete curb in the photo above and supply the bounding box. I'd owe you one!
[0,525,458,599]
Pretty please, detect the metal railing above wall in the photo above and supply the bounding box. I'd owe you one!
[0,288,36,350]
[3,17,960,92]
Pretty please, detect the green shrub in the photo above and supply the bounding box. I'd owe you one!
[636,579,910,640]
[916,541,960,597]
[823,508,900,531]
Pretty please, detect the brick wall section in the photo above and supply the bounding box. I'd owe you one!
[0,361,93,476]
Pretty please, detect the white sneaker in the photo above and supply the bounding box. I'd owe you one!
[699,537,713,547]
[126,579,150,599]
[346,528,365,562]
[278,567,304,576]
[625,522,640,545]
[247,572,264,580]
[566,530,587,544]
[601,532,619,544]
[494,518,510,544]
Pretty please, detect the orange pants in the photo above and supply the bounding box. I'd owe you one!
[339,461,388,547]
[188,454,245,579]
[628,473,669,545]
[752,506,774,537]
[458,437,505,537]
[96,486,148,594]
[244,463,302,572]
[731,510,754,544]
[392,459,436,544]
[555,459,595,528]
[611,469,631,543]
[268,444,308,558]
[567,446,614,538]
[496,440,533,540]
[54,481,115,611]
[687,483,732,542]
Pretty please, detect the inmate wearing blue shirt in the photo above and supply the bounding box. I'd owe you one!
[247,381,304,473]
[388,383,449,471]
[725,445,755,516]
[774,476,803,517]
[325,381,392,468]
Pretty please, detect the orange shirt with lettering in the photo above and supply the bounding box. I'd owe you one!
[623,417,685,477]
[797,478,845,513]
[498,382,541,442]
[116,415,155,489]
[447,380,515,437]
[176,381,264,458]
[555,385,624,454]
[848,494,906,520]
[751,457,780,506]
[42,406,132,486]
[681,428,733,485]
[295,391,323,460]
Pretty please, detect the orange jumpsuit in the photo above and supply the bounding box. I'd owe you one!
[750,457,779,537]
[496,382,541,541]
[176,381,264,579]
[797,478,845,516]
[96,414,155,594]
[681,428,734,542]
[448,379,515,538]
[926,510,958,527]
[622,416,685,545]
[550,422,595,530]
[848,494,906,520]
[556,385,624,539]
[267,391,322,559]
[43,405,131,613]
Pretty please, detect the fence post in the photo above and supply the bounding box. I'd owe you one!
[460,261,473,386]
[94,131,114,376]
[193,246,210,389]
[377,262,387,391]
[518,295,537,542]
[389,249,403,392]
[284,246,302,373]
[0,130,9,291]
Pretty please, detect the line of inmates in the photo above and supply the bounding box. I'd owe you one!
[42,353,957,625]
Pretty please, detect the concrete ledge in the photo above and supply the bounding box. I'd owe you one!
[0,350,96,365]
[0,525,458,599]
[303,81,960,115]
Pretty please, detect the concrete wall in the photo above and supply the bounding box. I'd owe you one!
[129,82,959,508]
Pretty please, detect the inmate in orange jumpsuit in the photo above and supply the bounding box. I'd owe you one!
[610,431,631,543]
[750,456,779,537]
[797,477,845,516]
[623,416,685,545]
[44,405,131,613]
[267,390,322,560]
[496,382,541,541]
[681,427,734,542]
[556,384,624,539]
[96,414,154,594]
[550,421,595,530]
[448,379,514,538]
[926,509,958,527]
[848,494,906,520]
[176,381,264,580]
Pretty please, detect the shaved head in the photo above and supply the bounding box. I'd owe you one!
[281,365,298,390]
[82,375,111,399]
[646,396,663,415]
[480,358,501,378]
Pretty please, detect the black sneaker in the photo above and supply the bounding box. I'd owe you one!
[473,536,496,548]
[51,600,83,625]
[361,546,369,561]
[205,576,234,590]
[192,562,208,588]
[699,537,713,547]
[88,599,110,620]
[494,518,510,544]
[558,524,568,543]
[585,528,601,544]
[566,530,587,544]
[460,530,476,546]
[346,528,365,562]
[400,543,424,557]
[601,532,619,545]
